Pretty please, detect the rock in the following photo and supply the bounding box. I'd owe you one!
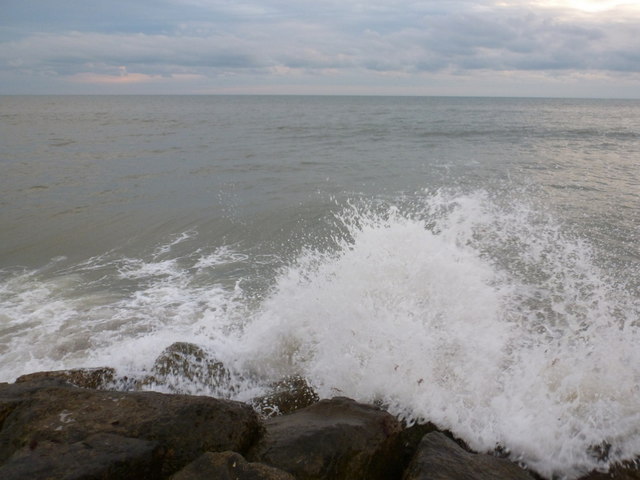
[578,460,640,479]
[140,342,232,393]
[171,451,295,480]
[0,433,162,480]
[15,367,116,390]
[248,396,403,480]
[392,421,441,472]
[253,375,319,416]
[402,431,534,480]
[0,379,264,478]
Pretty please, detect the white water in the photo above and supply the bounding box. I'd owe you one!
[1,190,639,479]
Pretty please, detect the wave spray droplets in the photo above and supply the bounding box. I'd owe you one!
[1,190,639,479]
[241,191,640,479]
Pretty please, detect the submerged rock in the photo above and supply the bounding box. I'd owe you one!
[15,367,116,390]
[0,379,264,478]
[140,342,232,393]
[171,451,295,480]
[248,396,404,480]
[253,375,319,416]
[402,431,534,480]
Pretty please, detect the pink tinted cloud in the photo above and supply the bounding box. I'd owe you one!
[69,69,203,85]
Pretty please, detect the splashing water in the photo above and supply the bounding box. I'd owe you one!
[240,191,640,478]
[1,190,639,478]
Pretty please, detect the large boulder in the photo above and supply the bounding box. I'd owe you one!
[15,367,116,390]
[252,375,319,416]
[140,342,232,394]
[402,431,534,480]
[0,433,162,480]
[248,396,403,480]
[0,378,264,478]
[171,451,295,480]
[392,421,441,472]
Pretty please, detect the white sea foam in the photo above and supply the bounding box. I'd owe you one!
[0,245,249,387]
[0,190,638,478]
[239,191,640,478]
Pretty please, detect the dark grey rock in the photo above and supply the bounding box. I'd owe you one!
[0,380,264,477]
[402,431,534,480]
[578,460,640,480]
[15,367,116,390]
[0,433,161,480]
[248,396,403,480]
[392,421,441,472]
[253,375,319,416]
[171,451,295,480]
[140,342,232,393]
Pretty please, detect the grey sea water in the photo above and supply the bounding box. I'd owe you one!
[1,95,639,478]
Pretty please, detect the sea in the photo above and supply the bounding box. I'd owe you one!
[1,95,639,478]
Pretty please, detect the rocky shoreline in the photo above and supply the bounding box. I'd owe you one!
[1,344,638,479]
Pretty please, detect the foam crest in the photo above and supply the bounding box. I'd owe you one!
[239,191,640,478]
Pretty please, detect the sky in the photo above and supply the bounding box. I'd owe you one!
[1,0,640,97]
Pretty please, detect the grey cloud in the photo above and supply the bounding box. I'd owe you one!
[0,32,267,77]
[598,49,640,73]
[353,7,624,74]
[1,0,639,94]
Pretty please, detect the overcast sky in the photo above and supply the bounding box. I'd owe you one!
[2,0,639,97]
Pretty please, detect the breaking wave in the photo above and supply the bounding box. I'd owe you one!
[1,190,639,478]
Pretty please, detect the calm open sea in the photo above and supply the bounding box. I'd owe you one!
[1,95,639,478]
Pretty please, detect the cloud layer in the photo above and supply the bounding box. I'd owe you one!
[1,0,639,96]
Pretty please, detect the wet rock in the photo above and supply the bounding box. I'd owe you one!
[0,433,162,480]
[171,451,295,480]
[248,396,403,480]
[578,460,640,479]
[140,342,231,393]
[15,367,116,390]
[402,431,534,480]
[253,375,319,416]
[391,421,441,472]
[0,379,264,477]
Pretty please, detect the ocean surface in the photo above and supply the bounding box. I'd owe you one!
[1,95,639,478]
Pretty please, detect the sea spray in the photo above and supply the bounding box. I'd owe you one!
[239,190,640,478]
[0,190,639,478]
[0,240,252,390]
